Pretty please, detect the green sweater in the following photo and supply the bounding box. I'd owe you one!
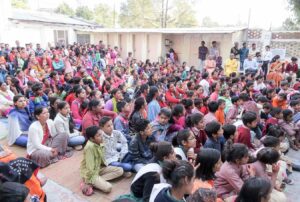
[80,140,105,184]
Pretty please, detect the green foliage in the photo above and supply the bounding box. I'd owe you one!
[283,0,300,30]
[94,3,117,28]
[167,0,198,28]
[11,0,28,9]
[76,6,94,21]
[201,16,219,27]
[119,0,160,28]
[119,0,198,28]
[55,2,75,16]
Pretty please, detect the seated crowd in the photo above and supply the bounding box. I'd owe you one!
[1,40,300,202]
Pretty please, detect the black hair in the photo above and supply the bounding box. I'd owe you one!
[194,98,203,108]
[146,86,159,103]
[162,160,194,188]
[174,129,192,147]
[31,82,43,93]
[172,104,185,117]
[217,99,225,106]
[231,96,240,104]
[49,71,58,78]
[239,93,250,101]
[261,136,280,148]
[34,106,47,119]
[99,116,112,127]
[159,108,172,118]
[266,125,285,138]
[116,101,127,112]
[207,101,219,113]
[150,141,174,162]
[185,113,204,128]
[186,188,217,202]
[282,109,293,121]
[223,124,236,140]
[57,101,68,110]
[202,72,209,79]
[227,143,249,163]
[236,177,271,202]
[75,88,85,97]
[88,99,101,111]
[290,99,300,107]
[86,125,100,140]
[242,112,257,126]
[129,97,146,120]
[13,95,25,103]
[181,99,194,110]
[205,121,221,138]
[278,93,287,100]
[256,96,269,103]
[269,107,282,117]
[257,147,280,165]
[262,103,272,110]
[134,118,150,133]
[195,148,221,181]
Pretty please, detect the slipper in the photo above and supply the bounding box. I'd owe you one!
[64,150,74,158]
[57,155,67,160]
[50,157,59,164]
[283,178,294,185]
[80,182,94,196]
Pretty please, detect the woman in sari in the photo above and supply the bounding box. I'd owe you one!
[267,55,285,87]
[27,106,71,168]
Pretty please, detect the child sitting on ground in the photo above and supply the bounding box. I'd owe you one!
[204,121,223,152]
[215,99,226,125]
[80,126,123,195]
[114,101,131,143]
[279,109,300,150]
[151,108,172,142]
[222,124,237,161]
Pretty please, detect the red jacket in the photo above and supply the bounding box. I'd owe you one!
[165,90,180,104]
[235,126,254,149]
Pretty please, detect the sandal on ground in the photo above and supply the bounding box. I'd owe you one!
[283,178,294,185]
[64,150,74,158]
[57,155,67,160]
[80,182,94,196]
[50,157,59,164]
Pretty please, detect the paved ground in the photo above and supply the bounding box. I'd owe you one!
[1,117,300,202]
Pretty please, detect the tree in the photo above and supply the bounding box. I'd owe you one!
[94,4,116,28]
[76,6,94,21]
[55,2,75,16]
[283,0,300,30]
[119,0,198,28]
[119,0,160,28]
[201,16,219,27]
[11,0,28,9]
[167,0,198,28]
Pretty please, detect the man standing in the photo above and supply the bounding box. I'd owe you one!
[249,43,258,57]
[210,41,219,60]
[262,45,272,79]
[230,42,240,59]
[239,42,249,72]
[198,41,208,73]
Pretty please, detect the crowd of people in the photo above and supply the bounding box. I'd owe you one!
[0,39,299,202]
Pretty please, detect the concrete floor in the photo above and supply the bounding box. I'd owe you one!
[1,117,300,202]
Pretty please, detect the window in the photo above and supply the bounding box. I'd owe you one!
[77,34,91,44]
[54,30,68,46]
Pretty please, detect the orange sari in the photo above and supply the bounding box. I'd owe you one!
[267,61,284,87]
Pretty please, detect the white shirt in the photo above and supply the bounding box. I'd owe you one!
[199,79,210,96]
[263,50,272,61]
[243,59,258,70]
[254,81,266,91]
[27,120,57,155]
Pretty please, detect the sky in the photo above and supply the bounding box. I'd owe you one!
[28,0,290,28]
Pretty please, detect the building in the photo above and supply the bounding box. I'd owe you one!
[0,0,100,48]
[76,27,247,66]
